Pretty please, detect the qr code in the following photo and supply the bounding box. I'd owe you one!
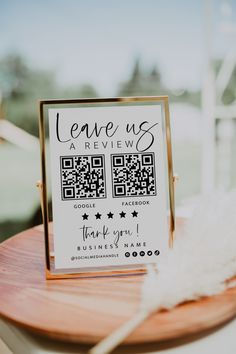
[60,155,106,200]
[111,153,157,197]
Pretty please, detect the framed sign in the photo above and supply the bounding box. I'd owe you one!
[38,96,175,279]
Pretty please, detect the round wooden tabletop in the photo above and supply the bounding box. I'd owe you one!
[0,221,236,344]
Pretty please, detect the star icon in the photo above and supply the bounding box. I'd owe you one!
[131,210,138,217]
[95,212,102,219]
[119,211,126,218]
[82,213,89,220]
[107,212,114,219]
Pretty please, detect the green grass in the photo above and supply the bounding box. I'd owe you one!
[173,142,201,203]
[0,142,40,220]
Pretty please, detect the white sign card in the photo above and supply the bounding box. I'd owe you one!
[39,98,174,278]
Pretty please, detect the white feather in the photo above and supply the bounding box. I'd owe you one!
[141,190,236,313]
[89,191,236,354]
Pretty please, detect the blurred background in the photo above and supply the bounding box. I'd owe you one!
[0,0,236,242]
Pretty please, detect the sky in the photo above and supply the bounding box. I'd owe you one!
[0,0,235,95]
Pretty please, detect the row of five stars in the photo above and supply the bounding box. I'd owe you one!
[82,210,138,220]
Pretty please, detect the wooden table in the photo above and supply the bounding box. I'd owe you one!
[0,221,236,353]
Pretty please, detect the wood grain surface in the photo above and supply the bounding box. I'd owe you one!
[0,220,236,345]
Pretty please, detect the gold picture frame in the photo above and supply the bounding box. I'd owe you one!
[38,96,175,279]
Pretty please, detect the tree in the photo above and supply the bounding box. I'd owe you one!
[0,54,29,99]
[118,57,201,106]
[118,58,164,96]
[0,53,99,137]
